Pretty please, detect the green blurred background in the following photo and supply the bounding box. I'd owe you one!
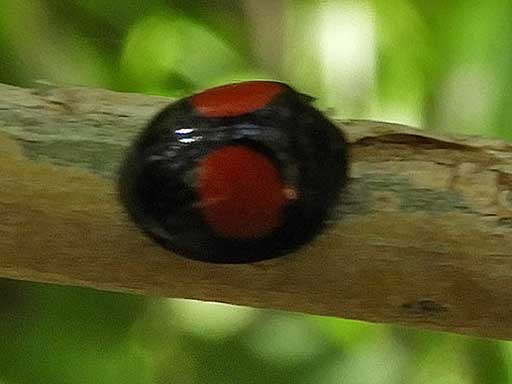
[1,0,512,383]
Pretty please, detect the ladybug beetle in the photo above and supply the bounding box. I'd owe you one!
[119,81,348,263]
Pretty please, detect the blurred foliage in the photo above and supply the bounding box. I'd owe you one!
[1,0,512,383]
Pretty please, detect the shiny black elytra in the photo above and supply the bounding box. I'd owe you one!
[118,81,349,263]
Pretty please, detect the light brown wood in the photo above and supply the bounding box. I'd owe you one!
[2,82,512,340]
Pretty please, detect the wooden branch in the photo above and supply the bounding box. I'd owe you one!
[2,82,512,340]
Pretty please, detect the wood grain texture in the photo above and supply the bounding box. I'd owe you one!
[2,82,512,340]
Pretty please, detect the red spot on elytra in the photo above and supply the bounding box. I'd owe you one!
[191,81,284,117]
[197,146,290,239]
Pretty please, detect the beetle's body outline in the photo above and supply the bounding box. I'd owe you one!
[119,81,349,263]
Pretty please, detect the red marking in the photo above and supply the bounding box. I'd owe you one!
[191,81,284,117]
[197,146,290,239]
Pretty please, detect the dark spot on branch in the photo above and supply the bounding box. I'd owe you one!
[401,299,448,316]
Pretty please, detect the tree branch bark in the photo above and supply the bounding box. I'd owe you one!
[2,82,512,340]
